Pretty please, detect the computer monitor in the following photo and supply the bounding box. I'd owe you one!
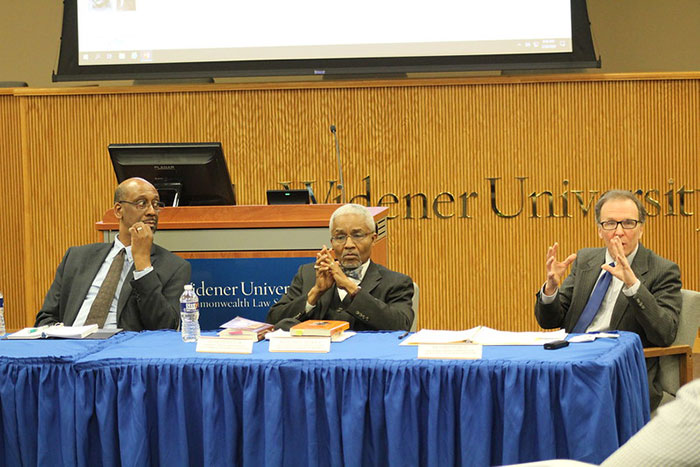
[109,142,236,206]
[266,189,311,205]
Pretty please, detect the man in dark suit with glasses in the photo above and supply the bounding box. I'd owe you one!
[267,203,414,331]
[534,189,682,409]
[35,177,191,331]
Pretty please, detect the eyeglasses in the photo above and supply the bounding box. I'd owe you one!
[118,199,166,211]
[331,232,371,244]
[599,219,642,230]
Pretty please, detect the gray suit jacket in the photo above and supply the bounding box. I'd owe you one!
[266,261,414,331]
[535,243,682,347]
[35,242,191,331]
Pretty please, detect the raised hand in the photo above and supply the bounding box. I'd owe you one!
[544,242,577,295]
[601,237,638,287]
[129,221,153,271]
[307,246,336,305]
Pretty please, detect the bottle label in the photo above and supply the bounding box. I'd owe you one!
[181,302,198,312]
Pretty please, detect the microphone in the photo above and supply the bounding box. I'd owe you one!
[330,124,346,203]
[306,184,317,204]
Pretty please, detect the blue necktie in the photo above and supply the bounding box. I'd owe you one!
[342,267,361,280]
[572,263,614,333]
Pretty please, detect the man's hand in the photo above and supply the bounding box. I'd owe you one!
[129,222,153,271]
[602,237,638,287]
[307,246,336,305]
[544,242,577,295]
[325,260,360,296]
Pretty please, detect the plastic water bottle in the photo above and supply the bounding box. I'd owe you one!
[180,284,200,342]
[0,292,5,336]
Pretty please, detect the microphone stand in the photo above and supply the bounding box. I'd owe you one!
[330,124,346,204]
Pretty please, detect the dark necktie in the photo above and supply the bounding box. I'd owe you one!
[572,263,614,333]
[84,249,126,328]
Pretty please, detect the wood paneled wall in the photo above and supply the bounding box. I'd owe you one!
[0,91,27,331]
[1,73,698,331]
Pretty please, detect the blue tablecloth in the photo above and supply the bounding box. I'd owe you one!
[0,334,133,466]
[64,330,649,467]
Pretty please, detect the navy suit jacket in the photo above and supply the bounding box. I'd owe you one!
[35,242,191,331]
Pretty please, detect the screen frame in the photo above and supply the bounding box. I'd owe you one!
[54,0,599,82]
[108,142,236,207]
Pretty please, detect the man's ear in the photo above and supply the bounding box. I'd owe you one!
[113,203,123,220]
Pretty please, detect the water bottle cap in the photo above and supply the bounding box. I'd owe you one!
[184,284,193,290]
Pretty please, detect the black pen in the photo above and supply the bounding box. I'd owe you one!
[397,331,410,340]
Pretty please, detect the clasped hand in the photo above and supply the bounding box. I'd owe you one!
[307,246,355,305]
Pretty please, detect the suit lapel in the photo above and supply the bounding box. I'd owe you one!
[116,244,157,320]
[360,262,382,294]
[609,244,650,329]
[116,264,135,317]
[64,244,112,325]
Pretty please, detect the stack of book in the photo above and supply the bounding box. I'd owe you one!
[218,316,274,341]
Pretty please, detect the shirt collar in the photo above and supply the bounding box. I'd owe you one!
[605,243,639,266]
[114,236,134,263]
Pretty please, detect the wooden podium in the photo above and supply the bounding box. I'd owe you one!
[95,204,389,328]
[96,204,388,263]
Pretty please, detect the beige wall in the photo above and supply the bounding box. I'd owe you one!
[0,0,699,87]
[0,75,698,331]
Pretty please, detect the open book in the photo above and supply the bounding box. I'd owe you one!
[6,324,99,340]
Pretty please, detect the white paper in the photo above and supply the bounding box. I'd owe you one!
[468,327,567,345]
[196,336,254,354]
[268,336,331,353]
[417,343,483,360]
[402,327,566,346]
[568,332,619,343]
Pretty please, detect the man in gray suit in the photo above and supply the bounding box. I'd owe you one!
[267,204,414,331]
[535,189,682,409]
[35,177,191,331]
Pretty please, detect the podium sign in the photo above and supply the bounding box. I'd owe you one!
[188,256,308,329]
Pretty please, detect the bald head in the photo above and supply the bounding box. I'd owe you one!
[114,177,156,204]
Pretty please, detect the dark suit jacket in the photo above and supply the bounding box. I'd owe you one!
[266,261,414,331]
[535,243,682,347]
[35,242,191,331]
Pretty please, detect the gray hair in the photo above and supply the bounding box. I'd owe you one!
[594,190,647,224]
[329,204,376,233]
